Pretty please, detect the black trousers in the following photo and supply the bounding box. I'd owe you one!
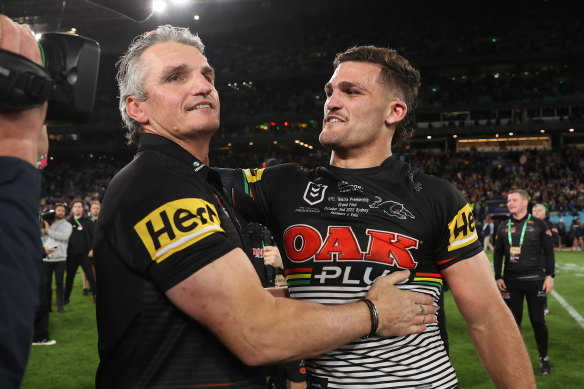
[64,253,96,301]
[43,261,66,307]
[503,278,549,357]
[33,264,50,341]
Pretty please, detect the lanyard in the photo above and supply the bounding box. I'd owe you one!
[74,217,81,226]
[508,214,530,246]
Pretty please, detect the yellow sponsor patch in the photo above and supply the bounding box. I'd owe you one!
[134,198,223,263]
[243,168,265,183]
[447,204,478,251]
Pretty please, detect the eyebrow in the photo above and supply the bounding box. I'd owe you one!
[324,81,366,91]
[159,63,216,81]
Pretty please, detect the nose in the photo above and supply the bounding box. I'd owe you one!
[324,90,342,112]
[190,73,214,96]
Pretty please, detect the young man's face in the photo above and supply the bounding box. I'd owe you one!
[320,61,400,155]
[127,41,220,142]
[54,205,66,220]
[72,202,84,217]
[90,203,101,218]
[507,193,528,216]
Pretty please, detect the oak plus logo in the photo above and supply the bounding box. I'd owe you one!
[283,224,419,269]
[303,181,328,205]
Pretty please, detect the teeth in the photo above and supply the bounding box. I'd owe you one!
[195,104,211,109]
[329,118,341,123]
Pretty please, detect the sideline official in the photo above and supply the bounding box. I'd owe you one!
[494,189,555,375]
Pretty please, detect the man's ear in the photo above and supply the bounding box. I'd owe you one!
[385,98,407,127]
[126,96,149,124]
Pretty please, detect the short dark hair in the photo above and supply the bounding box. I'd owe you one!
[333,45,421,150]
[70,199,84,207]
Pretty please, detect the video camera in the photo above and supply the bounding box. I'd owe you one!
[40,209,56,224]
[0,32,100,125]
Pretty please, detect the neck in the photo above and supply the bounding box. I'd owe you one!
[145,130,211,165]
[74,214,82,219]
[329,149,392,169]
[512,210,528,220]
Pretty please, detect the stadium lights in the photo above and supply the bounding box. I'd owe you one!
[458,136,548,143]
[426,135,432,140]
[540,129,546,133]
[569,128,575,132]
[153,0,167,13]
[194,15,200,21]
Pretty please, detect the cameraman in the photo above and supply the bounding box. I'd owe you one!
[42,203,73,312]
[0,14,50,388]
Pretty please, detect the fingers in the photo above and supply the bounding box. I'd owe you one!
[19,23,42,66]
[0,15,42,65]
[383,269,411,285]
[0,14,20,54]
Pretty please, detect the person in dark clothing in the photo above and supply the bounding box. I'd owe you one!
[0,14,50,388]
[64,199,96,303]
[494,190,555,375]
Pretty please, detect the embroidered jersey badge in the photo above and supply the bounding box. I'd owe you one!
[303,181,328,205]
[369,196,415,220]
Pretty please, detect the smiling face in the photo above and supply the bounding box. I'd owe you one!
[126,41,220,143]
[319,61,406,166]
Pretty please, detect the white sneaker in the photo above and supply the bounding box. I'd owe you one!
[32,339,56,346]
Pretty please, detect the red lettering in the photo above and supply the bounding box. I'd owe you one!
[284,225,322,262]
[365,229,418,269]
[315,226,362,261]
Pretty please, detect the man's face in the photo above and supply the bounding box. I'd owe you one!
[54,206,66,220]
[72,202,83,217]
[532,207,545,220]
[319,61,396,153]
[90,203,101,218]
[129,42,220,141]
[507,193,528,215]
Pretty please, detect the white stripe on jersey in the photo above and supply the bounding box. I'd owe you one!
[290,282,458,388]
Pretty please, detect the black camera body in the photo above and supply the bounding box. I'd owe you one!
[0,32,100,125]
[40,209,56,224]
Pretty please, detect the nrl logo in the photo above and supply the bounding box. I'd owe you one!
[303,181,328,205]
[369,196,415,220]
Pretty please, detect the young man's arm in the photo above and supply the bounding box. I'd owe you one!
[443,252,536,389]
[166,247,437,365]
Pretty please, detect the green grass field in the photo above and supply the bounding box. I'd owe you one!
[22,251,584,388]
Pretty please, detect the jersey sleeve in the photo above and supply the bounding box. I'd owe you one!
[104,163,238,292]
[430,179,483,270]
[218,164,297,227]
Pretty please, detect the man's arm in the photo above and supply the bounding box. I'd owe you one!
[166,247,437,366]
[541,223,555,294]
[443,252,536,389]
[47,221,73,241]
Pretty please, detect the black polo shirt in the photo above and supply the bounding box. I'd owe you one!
[94,134,265,388]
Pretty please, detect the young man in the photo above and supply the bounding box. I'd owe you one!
[64,199,96,303]
[494,190,555,375]
[42,203,73,313]
[93,26,436,388]
[221,46,536,388]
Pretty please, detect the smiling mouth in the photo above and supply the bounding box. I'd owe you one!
[187,102,213,111]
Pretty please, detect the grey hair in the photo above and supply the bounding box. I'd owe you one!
[533,203,546,214]
[116,25,205,145]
